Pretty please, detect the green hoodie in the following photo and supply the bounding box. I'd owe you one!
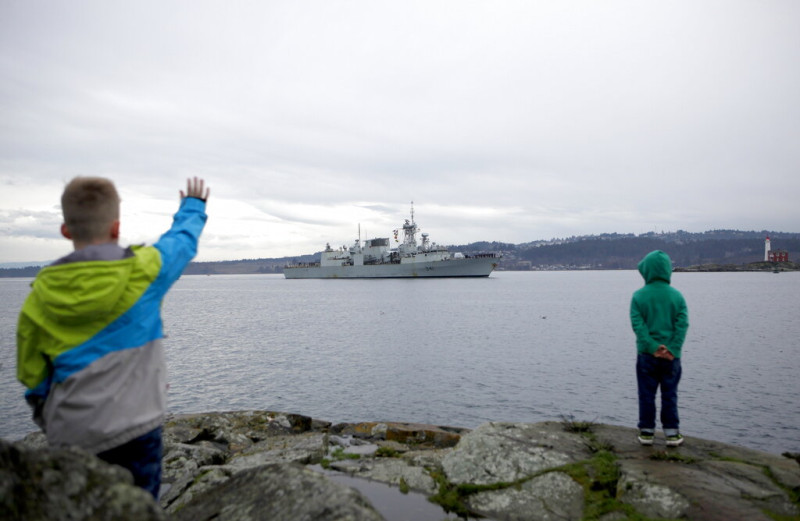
[630,250,689,358]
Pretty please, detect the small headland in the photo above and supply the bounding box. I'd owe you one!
[675,261,800,272]
[3,410,799,520]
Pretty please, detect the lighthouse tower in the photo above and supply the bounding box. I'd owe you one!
[765,237,771,262]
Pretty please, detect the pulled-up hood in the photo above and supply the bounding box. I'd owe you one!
[637,250,672,284]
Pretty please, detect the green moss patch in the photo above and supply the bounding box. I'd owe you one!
[649,450,697,464]
[375,446,401,458]
[320,447,361,469]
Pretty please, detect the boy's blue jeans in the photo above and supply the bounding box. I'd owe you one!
[636,353,681,433]
[96,426,162,499]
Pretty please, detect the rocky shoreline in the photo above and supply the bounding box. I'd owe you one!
[3,410,799,520]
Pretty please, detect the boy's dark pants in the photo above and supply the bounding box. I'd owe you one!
[636,353,682,432]
[97,426,162,499]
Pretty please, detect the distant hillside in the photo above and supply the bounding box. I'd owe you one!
[0,265,42,277]
[2,230,798,277]
[485,230,800,270]
[182,254,317,276]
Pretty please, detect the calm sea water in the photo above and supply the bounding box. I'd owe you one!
[2,271,798,455]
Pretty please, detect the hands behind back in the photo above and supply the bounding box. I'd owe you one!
[654,344,675,361]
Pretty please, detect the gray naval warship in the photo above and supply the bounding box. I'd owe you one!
[283,205,500,279]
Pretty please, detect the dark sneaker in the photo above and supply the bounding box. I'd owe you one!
[666,434,684,447]
[638,431,655,445]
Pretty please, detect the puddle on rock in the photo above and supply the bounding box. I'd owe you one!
[313,435,489,520]
[310,465,467,521]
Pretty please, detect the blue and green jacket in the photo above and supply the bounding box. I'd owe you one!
[630,250,689,358]
[17,196,207,453]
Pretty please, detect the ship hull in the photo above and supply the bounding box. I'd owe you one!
[283,257,498,279]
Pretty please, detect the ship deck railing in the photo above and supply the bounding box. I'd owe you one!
[285,262,321,268]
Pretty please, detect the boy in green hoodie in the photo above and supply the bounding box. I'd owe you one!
[630,250,689,446]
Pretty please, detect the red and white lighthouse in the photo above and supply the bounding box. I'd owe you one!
[765,237,790,263]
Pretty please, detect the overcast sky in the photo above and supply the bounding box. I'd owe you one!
[1,1,798,264]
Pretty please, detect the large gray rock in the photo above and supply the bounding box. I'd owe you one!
[160,430,329,513]
[161,464,237,514]
[0,439,163,521]
[442,421,590,485]
[351,458,439,495]
[439,421,591,521]
[617,456,799,521]
[592,424,800,521]
[170,462,385,521]
[227,432,327,468]
[466,471,584,521]
[162,441,227,482]
[163,410,319,452]
[616,460,692,519]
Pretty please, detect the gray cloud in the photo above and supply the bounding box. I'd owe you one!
[0,209,62,240]
[1,1,798,262]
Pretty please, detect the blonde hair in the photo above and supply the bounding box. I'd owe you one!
[61,177,121,243]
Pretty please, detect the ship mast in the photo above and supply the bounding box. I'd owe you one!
[400,201,418,253]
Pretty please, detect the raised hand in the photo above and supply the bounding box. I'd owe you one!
[180,177,210,202]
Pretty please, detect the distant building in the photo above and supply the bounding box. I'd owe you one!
[769,250,790,262]
[765,236,789,262]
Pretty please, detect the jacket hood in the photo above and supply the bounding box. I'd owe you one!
[33,246,136,325]
[637,250,672,284]
[34,261,133,324]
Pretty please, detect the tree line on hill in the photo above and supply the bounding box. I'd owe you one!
[456,230,800,269]
[2,229,798,277]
